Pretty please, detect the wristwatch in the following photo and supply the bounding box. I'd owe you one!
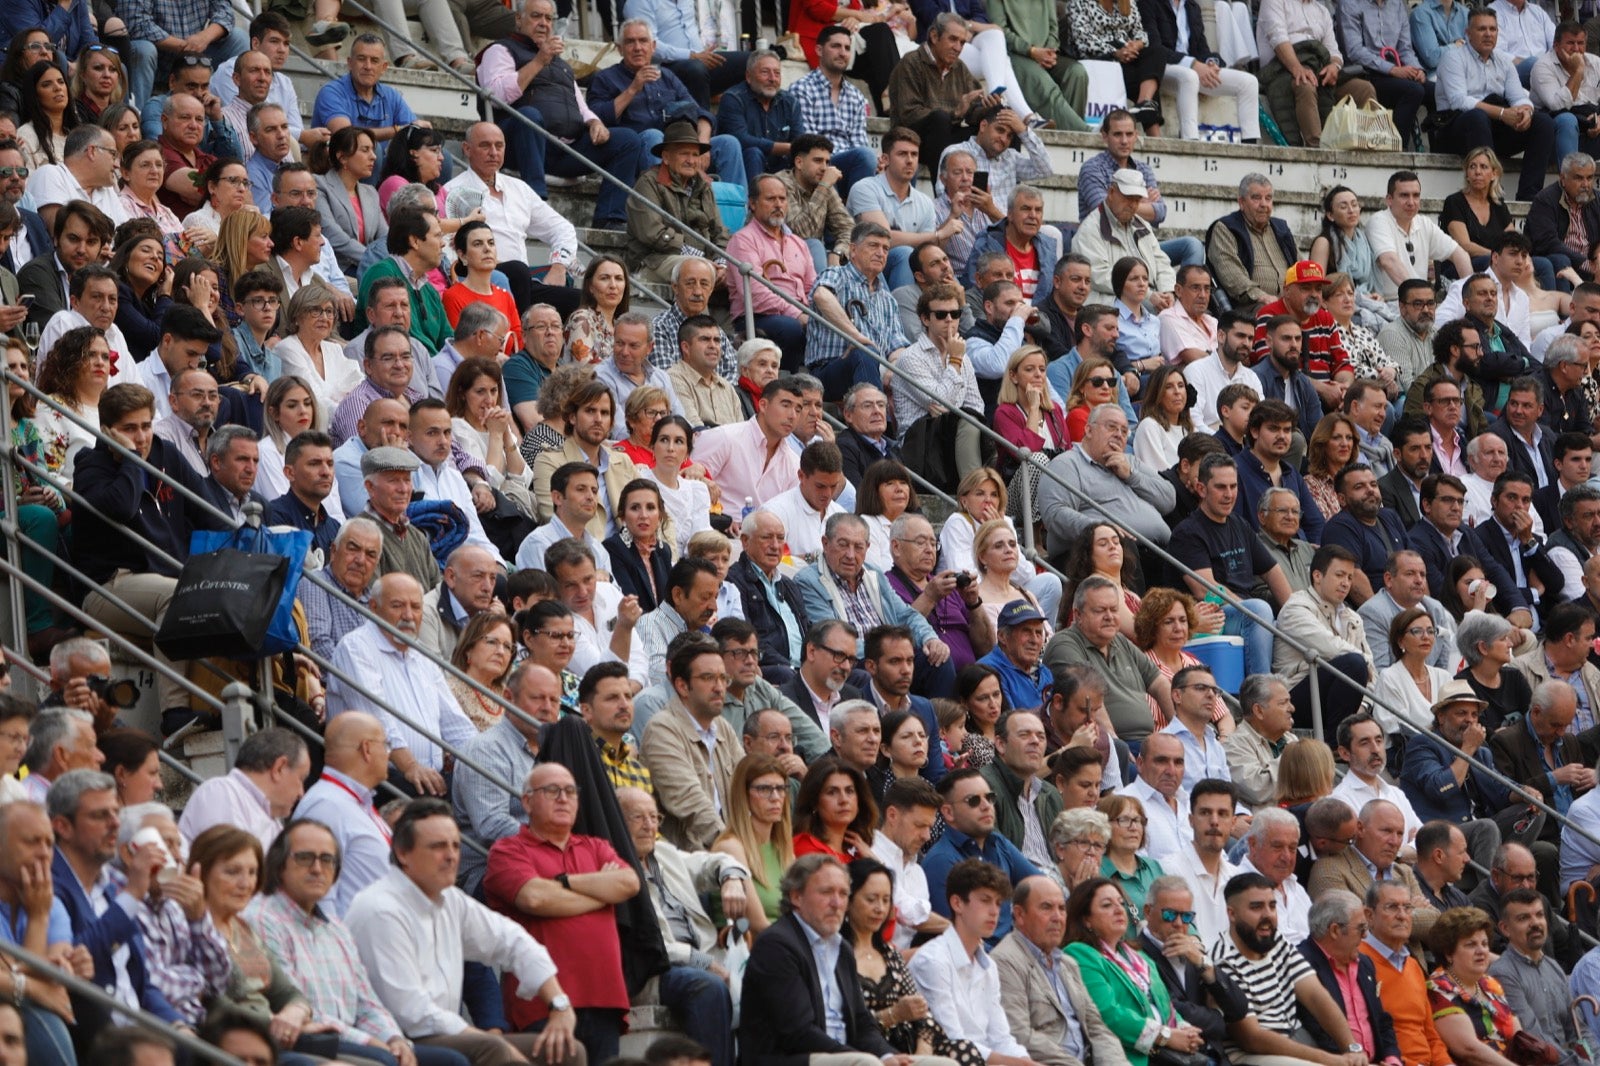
[556,873,571,890]
[1348,1044,1364,1054]
[549,994,572,1013]
[1159,1027,1172,1047]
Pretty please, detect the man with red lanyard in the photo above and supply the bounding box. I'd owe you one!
[1251,261,1355,414]
[295,711,397,917]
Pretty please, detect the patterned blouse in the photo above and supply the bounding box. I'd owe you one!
[1340,320,1400,383]
[961,731,997,769]
[1068,0,1150,55]
[1428,970,1516,1053]
[564,308,614,366]
[1304,473,1342,523]
[859,943,986,1066]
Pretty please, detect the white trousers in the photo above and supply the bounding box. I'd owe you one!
[1161,62,1261,140]
[962,29,1036,118]
[370,0,469,62]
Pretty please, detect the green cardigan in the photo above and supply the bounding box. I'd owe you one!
[1062,940,1174,1066]
[355,255,452,353]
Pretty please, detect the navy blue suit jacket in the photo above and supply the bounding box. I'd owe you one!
[1296,941,1401,1061]
[1406,519,1528,616]
[1398,731,1513,823]
[50,848,179,1025]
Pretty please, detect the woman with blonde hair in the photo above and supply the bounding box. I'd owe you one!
[940,466,1062,624]
[71,45,126,123]
[1275,739,1336,809]
[711,754,795,932]
[272,280,361,421]
[1132,364,1192,470]
[615,385,673,468]
[971,517,1054,632]
[255,376,324,504]
[1065,357,1119,443]
[1133,588,1230,735]
[1303,412,1360,522]
[993,344,1069,480]
[214,210,273,304]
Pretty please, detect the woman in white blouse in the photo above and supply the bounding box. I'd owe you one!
[272,282,363,424]
[1132,363,1192,470]
[1372,605,1453,737]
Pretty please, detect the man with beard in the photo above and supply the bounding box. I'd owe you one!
[640,634,743,849]
[1527,152,1600,285]
[1408,474,1533,627]
[1378,279,1438,392]
[1548,480,1600,589]
[1487,889,1580,1054]
[328,572,479,797]
[531,382,643,535]
[1250,317,1323,445]
[1401,288,1492,438]
[780,620,865,736]
[727,175,813,371]
[1250,261,1353,414]
[1321,464,1409,602]
[1379,419,1433,528]
[1212,872,1365,1066]
[1166,779,1242,951]
[1237,399,1325,541]
[1188,312,1262,435]
[717,50,801,180]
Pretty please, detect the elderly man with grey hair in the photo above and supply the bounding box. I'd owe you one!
[42,637,113,719]
[27,124,128,233]
[115,801,232,1025]
[432,300,514,398]
[1039,403,1176,562]
[1135,874,1249,1058]
[837,383,903,486]
[1255,485,1316,596]
[1044,574,1174,742]
[178,727,311,848]
[1540,334,1600,448]
[1222,675,1297,811]
[1235,806,1314,945]
[1295,890,1403,1062]
[804,220,912,402]
[828,700,883,775]
[1398,671,1517,856]
[21,708,101,804]
[1203,175,1298,316]
[200,423,265,521]
[49,769,187,1029]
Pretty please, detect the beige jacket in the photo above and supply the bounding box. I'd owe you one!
[990,931,1130,1066]
[530,437,645,541]
[639,694,742,849]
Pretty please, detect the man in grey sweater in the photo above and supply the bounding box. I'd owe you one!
[1038,403,1176,560]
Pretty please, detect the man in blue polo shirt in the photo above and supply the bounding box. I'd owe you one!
[311,34,423,168]
[920,767,1042,946]
[262,430,342,565]
[977,600,1054,714]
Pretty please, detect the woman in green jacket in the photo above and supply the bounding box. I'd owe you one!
[1061,877,1206,1066]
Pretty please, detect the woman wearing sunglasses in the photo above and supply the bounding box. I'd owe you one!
[1065,357,1120,444]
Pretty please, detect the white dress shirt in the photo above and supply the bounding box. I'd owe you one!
[1235,855,1311,945]
[1167,843,1238,951]
[909,927,1029,1059]
[1329,769,1424,843]
[761,485,844,560]
[346,867,559,1037]
[327,621,480,771]
[870,831,934,951]
[1114,776,1194,867]
[25,164,129,226]
[1161,716,1232,791]
[440,168,577,268]
[177,768,282,849]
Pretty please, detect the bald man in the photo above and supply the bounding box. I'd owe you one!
[327,572,479,798]
[420,544,505,659]
[456,662,561,897]
[484,763,639,1058]
[296,711,397,916]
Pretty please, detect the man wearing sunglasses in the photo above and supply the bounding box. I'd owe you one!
[0,140,48,276]
[1135,875,1249,1058]
[921,768,1042,946]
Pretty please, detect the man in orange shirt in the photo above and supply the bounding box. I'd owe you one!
[1358,880,1452,1066]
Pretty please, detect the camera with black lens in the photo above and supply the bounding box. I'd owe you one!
[88,675,140,710]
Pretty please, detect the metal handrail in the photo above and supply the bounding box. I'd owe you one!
[0,939,247,1066]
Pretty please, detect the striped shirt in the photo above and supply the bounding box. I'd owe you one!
[1249,301,1352,382]
[1213,934,1312,1049]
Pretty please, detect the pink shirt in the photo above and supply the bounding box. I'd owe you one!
[726,221,817,320]
[477,45,600,133]
[693,416,800,507]
[1320,945,1377,1057]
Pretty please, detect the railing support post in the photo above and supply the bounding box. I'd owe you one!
[221,682,255,769]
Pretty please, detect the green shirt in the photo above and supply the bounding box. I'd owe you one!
[356,255,452,353]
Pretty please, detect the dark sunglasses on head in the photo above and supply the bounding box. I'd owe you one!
[177,55,213,68]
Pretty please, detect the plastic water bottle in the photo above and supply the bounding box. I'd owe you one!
[740,497,755,523]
